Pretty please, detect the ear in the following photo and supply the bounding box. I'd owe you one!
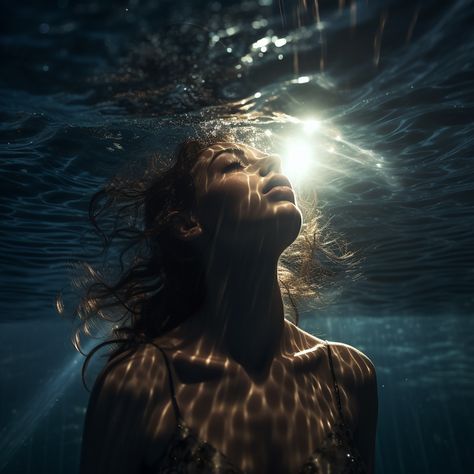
[169,211,203,242]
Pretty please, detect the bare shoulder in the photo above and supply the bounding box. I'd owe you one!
[80,342,171,474]
[326,341,377,389]
[84,342,171,442]
[286,321,375,385]
[325,341,378,473]
[288,323,378,472]
[326,341,378,441]
[91,342,167,400]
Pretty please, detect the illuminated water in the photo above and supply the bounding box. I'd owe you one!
[1,0,473,472]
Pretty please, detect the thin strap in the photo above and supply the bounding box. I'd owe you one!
[147,341,183,424]
[325,340,346,425]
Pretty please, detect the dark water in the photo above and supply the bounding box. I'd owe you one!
[1,0,473,473]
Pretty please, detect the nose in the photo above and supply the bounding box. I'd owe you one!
[259,154,282,176]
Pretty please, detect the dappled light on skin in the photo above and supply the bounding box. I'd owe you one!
[81,320,376,474]
[79,141,377,474]
[190,142,302,255]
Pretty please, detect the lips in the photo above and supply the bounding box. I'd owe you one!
[262,175,293,194]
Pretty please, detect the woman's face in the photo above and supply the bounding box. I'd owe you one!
[190,142,303,255]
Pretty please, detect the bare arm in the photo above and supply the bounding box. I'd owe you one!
[330,343,378,474]
[80,346,163,474]
[351,350,378,474]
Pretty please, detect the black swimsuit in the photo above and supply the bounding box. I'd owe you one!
[142,341,367,474]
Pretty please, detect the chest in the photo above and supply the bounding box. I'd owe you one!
[143,357,358,473]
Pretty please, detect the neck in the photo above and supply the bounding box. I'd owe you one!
[192,246,289,381]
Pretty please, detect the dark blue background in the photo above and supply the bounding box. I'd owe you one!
[1,1,473,472]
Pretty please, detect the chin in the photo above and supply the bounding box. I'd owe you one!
[274,201,303,223]
[270,203,303,250]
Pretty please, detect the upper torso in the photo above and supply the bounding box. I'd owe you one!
[136,319,364,473]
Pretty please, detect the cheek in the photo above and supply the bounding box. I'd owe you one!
[194,172,302,250]
[196,175,265,227]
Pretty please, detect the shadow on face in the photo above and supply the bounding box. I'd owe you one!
[189,142,303,257]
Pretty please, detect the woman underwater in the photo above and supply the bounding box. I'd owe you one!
[76,135,378,473]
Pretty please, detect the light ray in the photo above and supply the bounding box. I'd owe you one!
[0,339,96,471]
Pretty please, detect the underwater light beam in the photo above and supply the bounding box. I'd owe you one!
[0,340,96,471]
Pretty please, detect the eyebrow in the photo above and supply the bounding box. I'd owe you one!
[207,147,247,168]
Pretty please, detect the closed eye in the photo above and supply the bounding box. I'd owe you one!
[223,159,245,172]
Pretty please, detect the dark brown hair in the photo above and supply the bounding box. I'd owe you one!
[58,132,356,389]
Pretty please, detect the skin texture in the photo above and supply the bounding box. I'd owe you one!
[80,143,378,474]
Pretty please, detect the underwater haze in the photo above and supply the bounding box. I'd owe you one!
[1,0,473,473]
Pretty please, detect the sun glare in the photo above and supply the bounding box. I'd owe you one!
[282,138,314,182]
[302,119,321,134]
[263,111,387,189]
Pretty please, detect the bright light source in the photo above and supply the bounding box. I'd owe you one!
[252,37,271,49]
[297,76,310,84]
[302,119,320,134]
[282,138,314,182]
[274,38,287,47]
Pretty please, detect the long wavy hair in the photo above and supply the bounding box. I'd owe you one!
[58,132,356,389]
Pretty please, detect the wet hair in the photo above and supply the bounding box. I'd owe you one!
[58,132,356,389]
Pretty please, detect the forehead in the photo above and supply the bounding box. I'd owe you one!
[192,142,266,171]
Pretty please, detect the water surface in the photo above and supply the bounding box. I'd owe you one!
[1,0,473,472]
